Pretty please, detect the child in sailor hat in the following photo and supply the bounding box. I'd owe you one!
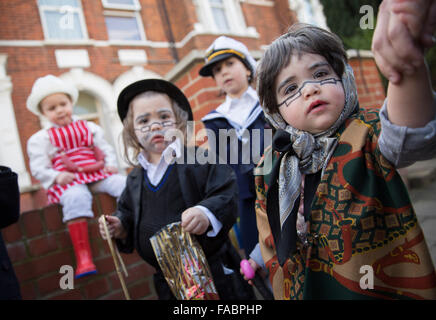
[199,36,270,261]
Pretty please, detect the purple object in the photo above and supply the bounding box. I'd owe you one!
[240,259,255,279]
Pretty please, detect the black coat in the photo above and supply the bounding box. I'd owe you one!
[0,166,21,300]
[203,111,268,200]
[114,148,239,258]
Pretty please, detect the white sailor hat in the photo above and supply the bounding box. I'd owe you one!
[199,36,257,77]
[26,75,78,116]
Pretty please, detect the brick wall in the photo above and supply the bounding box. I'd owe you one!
[349,56,386,109]
[3,194,156,300]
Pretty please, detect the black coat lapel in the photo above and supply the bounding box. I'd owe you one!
[129,167,143,240]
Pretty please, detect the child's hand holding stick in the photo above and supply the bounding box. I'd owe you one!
[100,215,130,300]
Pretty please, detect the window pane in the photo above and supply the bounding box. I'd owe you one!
[39,0,79,7]
[44,11,84,39]
[105,0,136,5]
[209,0,223,5]
[74,92,98,116]
[211,8,229,31]
[105,16,141,41]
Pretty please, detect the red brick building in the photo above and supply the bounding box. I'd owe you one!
[0,0,385,300]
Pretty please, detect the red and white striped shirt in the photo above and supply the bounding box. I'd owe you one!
[46,120,112,204]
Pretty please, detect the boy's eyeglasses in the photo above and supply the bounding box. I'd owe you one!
[134,120,175,133]
[277,78,342,108]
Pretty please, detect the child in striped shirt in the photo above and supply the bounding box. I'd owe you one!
[26,75,126,279]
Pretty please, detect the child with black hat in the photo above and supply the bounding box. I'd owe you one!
[98,78,255,300]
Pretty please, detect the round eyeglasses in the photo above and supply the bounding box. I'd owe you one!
[277,78,342,108]
[134,120,176,133]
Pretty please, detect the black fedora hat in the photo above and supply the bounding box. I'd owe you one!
[117,78,193,122]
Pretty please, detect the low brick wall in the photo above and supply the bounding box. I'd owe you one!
[3,194,157,300]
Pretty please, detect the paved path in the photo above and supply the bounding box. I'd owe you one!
[407,159,436,266]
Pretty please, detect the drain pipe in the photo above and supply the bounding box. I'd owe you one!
[157,0,179,63]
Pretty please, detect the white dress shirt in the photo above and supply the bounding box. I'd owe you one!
[137,138,223,237]
[215,86,260,128]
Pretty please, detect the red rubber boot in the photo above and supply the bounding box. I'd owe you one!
[67,220,97,279]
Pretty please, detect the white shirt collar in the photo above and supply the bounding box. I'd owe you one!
[219,86,258,113]
[215,86,259,128]
[137,138,182,171]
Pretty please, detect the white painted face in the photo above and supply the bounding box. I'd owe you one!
[131,93,176,162]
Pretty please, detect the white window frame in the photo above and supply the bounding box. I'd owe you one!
[288,0,328,29]
[103,10,146,43]
[38,0,89,40]
[101,0,141,11]
[209,0,230,32]
[74,91,102,124]
[193,0,257,37]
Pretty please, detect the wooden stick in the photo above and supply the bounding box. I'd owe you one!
[102,215,131,300]
[115,246,128,277]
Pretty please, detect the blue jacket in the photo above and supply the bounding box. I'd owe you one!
[202,104,269,200]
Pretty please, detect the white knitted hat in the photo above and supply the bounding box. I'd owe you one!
[26,75,79,116]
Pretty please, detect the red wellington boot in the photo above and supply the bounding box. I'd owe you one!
[67,219,97,279]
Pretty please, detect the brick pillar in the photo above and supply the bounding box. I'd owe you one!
[348,50,386,109]
[173,61,225,147]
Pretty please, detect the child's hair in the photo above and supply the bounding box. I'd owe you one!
[257,23,348,114]
[121,91,189,166]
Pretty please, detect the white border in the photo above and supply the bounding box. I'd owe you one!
[101,0,141,11]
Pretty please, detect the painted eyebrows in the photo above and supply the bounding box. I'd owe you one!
[276,61,331,93]
[135,108,174,123]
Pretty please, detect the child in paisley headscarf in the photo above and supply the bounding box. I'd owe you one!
[253,22,436,299]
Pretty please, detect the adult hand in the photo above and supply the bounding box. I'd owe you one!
[392,0,436,48]
[372,0,427,84]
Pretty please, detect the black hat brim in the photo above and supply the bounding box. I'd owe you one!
[199,52,253,77]
[117,79,193,122]
[199,52,235,77]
